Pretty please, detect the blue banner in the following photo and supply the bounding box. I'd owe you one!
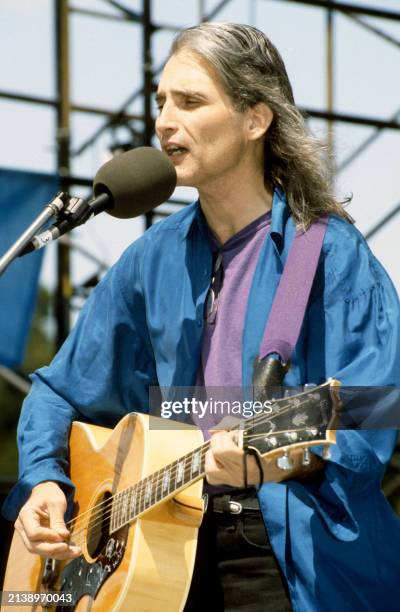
[0,168,59,367]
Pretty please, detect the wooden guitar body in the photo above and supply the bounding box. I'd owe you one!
[3,413,205,611]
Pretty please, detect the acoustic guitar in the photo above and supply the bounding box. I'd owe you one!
[3,379,341,611]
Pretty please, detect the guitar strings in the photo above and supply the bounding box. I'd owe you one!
[67,422,327,550]
[66,383,330,529]
[67,419,328,547]
[71,420,328,544]
[67,443,213,547]
[65,383,333,540]
[65,399,282,533]
[65,392,328,545]
[65,438,209,530]
[64,390,330,542]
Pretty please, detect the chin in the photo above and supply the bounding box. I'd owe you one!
[177,179,197,188]
[175,172,199,189]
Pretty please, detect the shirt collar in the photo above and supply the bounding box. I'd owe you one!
[183,187,290,253]
[270,187,290,254]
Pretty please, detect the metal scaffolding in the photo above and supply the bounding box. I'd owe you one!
[2,3,400,297]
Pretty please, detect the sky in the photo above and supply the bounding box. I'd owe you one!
[0,0,399,303]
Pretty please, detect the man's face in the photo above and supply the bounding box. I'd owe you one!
[156,50,255,189]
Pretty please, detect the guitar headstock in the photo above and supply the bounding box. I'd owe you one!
[242,379,341,468]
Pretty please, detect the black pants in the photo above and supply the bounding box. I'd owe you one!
[184,490,292,612]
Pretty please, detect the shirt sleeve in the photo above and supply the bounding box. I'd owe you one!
[2,239,157,521]
[297,218,400,540]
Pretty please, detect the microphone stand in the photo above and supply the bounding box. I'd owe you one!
[0,191,110,277]
[0,192,68,277]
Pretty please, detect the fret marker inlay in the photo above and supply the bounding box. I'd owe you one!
[191,451,200,476]
[176,462,184,483]
[162,470,170,492]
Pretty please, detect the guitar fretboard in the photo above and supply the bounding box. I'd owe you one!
[108,380,337,533]
[110,441,210,533]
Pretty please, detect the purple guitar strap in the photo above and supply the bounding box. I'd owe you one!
[253,216,328,396]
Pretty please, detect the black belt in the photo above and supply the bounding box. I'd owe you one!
[205,489,261,515]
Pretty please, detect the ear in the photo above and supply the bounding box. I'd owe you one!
[246,103,273,141]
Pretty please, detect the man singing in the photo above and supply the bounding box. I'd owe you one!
[3,22,400,611]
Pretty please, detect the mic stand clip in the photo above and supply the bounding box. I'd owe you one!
[0,191,83,277]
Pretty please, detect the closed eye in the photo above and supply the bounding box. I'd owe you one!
[182,98,200,107]
[156,99,201,114]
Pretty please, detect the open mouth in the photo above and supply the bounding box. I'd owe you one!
[165,145,189,158]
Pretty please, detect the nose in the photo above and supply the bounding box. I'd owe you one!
[155,101,179,138]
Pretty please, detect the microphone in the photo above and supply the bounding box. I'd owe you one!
[93,145,176,218]
[20,147,177,255]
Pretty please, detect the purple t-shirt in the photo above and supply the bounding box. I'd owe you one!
[195,211,271,433]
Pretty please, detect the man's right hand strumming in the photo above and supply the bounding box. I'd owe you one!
[15,481,81,560]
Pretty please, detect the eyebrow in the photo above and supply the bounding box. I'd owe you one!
[155,89,207,103]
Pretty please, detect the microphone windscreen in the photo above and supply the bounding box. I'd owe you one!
[93,147,177,219]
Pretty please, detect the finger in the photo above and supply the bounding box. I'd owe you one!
[209,431,229,453]
[205,449,224,485]
[224,430,241,450]
[14,517,27,541]
[15,519,38,552]
[212,429,239,449]
[19,506,68,543]
[48,499,69,538]
[16,520,79,559]
[205,449,242,486]
[210,431,241,462]
[209,436,249,487]
[28,539,81,560]
[32,541,81,560]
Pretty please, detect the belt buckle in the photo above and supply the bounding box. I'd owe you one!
[202,493,209,513]
[228,501,243,515]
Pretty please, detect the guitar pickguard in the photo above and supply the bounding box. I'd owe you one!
[55,527,128,611]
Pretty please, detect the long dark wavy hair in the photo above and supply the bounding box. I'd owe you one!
[170,22,352,228]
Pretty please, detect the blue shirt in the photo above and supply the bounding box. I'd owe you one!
[3,190,400,611]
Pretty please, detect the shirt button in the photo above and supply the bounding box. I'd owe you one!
[204,269,209,276]
[197,319,203,327]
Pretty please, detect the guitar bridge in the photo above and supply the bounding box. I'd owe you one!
[42,557,59,587]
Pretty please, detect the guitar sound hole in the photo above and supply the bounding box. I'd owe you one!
[87,492,111,559]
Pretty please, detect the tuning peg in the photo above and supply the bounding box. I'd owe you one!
[322,446,332,460]
[276,449,294,470]
[265,436,277,447]
[302,447,311,466]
